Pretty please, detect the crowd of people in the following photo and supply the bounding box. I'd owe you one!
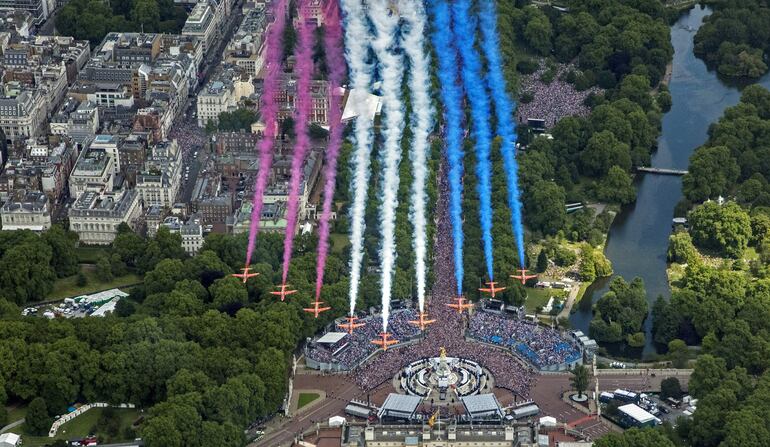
[515,61,602,129]
[468,311,582,369]
[168,110,209,157]
[305,309,421,369]
[349,160,536,399]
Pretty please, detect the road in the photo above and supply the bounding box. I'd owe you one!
[251,368,691,446]
[251,375,363,447]
[36,6,61,35]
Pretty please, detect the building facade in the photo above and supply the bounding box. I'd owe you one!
[0,189,50,231]
[68,189,142,245]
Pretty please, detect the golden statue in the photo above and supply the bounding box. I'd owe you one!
[440,347,447,360]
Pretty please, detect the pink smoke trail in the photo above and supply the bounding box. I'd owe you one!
[314,0,346,299]
[281,3,316,282]
[245,0,289,266]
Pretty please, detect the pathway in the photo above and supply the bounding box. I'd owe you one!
[557,281,581,320]
[0,418,24,434]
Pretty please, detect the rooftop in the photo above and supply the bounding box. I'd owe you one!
[619,404,658,424]
[1,190,48,213]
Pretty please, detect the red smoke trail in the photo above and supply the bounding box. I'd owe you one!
[314,0,346,300]
[245,0,289,266]
[281,2,316,283]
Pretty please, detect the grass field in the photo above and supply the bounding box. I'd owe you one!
[75,246,110,264]
[16,408,140,446]
[46,266,141,300]
[297,393,321,410]
[524,287,567,314]
[329,233,350,254]
[5,402,27,422]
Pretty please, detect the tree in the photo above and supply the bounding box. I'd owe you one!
[525,181,566,235]
[688,354,728,399]
[132,0,160,32]
[96,255,114,282]
[76,271,88,287]
[594,428,676,447]
[596,166,636,205]
[570,364,589,398]
[210,277,248,312]
[661,377,683,400]
[657,89,672,112]
[523,8,552,55]
[590,277,647,343]
[0,240,56,304]
[689,201,752,258]
[114,298,135,317]
[26,397,52,435]
[536,250,548,273]
[683,146,740,202]
[144,258,187,295]
[667,339,690,368]
[41,226,79,277]
[113,230,146,267]
[141,415,183,447]
[667,232,698,264]
[581,131,631,177]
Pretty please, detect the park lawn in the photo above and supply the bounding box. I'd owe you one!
[5,403,27,422]
[297,392,321,410]
[47,267,141,300]
[524,287,567,314]
[75,246,110,264]
[17,408,140,447]
[329,233,350,254]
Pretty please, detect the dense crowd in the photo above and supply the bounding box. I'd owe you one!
[305,309,421,368]
[169,113,209,156]
[468,311,581,369]
[515,62,602,129]
[349,160,536,399]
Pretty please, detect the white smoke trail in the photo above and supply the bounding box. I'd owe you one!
[341,0,374,316]
[399,0,433,314]
[369,0,405,332]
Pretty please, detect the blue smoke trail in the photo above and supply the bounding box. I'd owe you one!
[452,0,495,280]
[479,0,526,268]
[427,0,465,295]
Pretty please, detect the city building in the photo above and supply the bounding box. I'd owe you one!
[277,76,330,126]
[71,32,201,134]
[0,8,32,36]
[50,99,100,144]
[118,134,148,185]
[297,0,324,26]
[69,146,115,196]
[0,189,50,231]
[182,1,220,55]
[136,139,182,209]
[223,4,266,76]
[180,220,204,255]
[0,0,50,24]
[0,139,77,203]
[89,134,123,173]
[0,88,47,141]
[196,68,255,127]
[198,195,232,225]
[68,189,142,244]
